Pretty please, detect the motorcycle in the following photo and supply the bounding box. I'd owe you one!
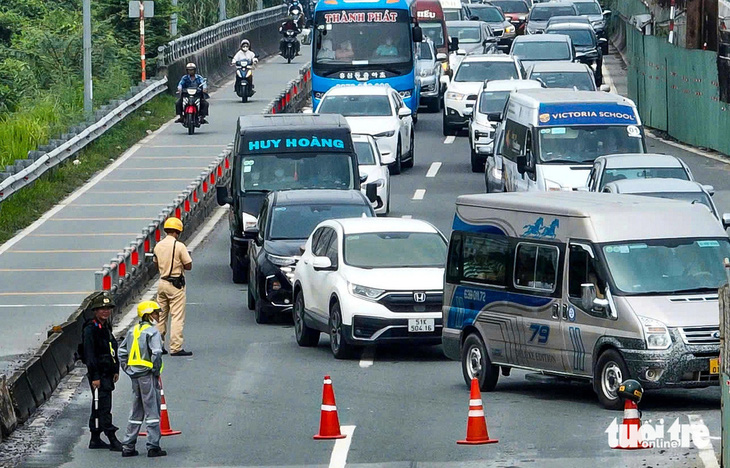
[280,29,299,63]
[233,58,255,102]
[181,86,203,135]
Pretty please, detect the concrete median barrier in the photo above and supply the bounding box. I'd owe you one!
[0,374,18,440]
[35,343,61,390]
[9,371,36,425]
[24,357,52,407]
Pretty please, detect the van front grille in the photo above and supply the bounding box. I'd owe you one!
[678,326,720,345]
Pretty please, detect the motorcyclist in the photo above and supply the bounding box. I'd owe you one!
[279,14,302,56]
[175,63,209,124]
[231,40,258,95]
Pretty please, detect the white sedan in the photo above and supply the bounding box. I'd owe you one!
[292,218,447,359]
[353,134,390,216]
[316,84,414,175]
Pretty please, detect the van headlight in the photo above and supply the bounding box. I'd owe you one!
[638,316,672,350]
[349,283,385,300]
[446,91,466,100]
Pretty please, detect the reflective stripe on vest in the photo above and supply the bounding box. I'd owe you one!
[128,324,153,368]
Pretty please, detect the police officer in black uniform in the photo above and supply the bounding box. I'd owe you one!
[82,291,123,451]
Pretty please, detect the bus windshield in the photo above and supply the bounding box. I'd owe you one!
[314,10,413,74]
[538,125,644,163]
[241,153,355,192]
[421,23,446,48]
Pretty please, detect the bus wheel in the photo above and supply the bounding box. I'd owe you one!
[461,333,499,391]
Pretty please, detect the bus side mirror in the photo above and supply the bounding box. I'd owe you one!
[413,25,423,42]
[216,185,233,206]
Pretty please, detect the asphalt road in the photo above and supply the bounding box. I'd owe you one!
[0,47,311,377]
[9,50,730,467]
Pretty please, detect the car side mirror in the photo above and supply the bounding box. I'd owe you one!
[360,174,368,184]
[723,213,730,230]
[299,244,307,255]
[581,283,610,315]
[398,106,411,118]
[413,25,423,42]
[216,185,233,206]
[313,256,333,270]
[449,37,460,51]
[703,184,715,196]
[603,9,612,16]
[487,112,501,122]
[599,84,611,92]
[470,15,479,20]
[485,37,498,43]
[516,154,527,175]
[436,52,448,61]
[365,183,378,203]
[243,226,260,240]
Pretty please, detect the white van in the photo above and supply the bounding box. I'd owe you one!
[492,89,646,192]
[443,191,727,409]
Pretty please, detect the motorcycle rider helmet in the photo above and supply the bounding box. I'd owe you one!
[240,39,250,50]
[617,379,643,403]
[185,62,197,73]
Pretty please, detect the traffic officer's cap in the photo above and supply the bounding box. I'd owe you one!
[89,291,116,311]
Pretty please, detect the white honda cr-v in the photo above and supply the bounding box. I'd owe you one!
[292,217,447,359]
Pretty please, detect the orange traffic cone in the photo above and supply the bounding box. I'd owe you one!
[140,377,182,437]
[313,375,346,440]
[457,378,498,445]
[612,399,650,450]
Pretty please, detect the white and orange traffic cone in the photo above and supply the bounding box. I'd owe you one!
[612,399,650,450]
[141,376,181,437]
[313,375,346,440]
[457,378,498,445]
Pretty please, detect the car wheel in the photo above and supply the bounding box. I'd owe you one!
[427,97,440,112]
[247,285,255,311]
[329,301,354,359]
[403,131,414,169]
[484,159,492,193]
[231,247,248,284]
[471,149,484,173]
[412,112,418,124]
[442,111,452,136]
[461,333,499,391]
[390,140,402,175]
[294,291,320,347]
[254,290,269,324]
[594,349,629,410]
[385,185,390,215]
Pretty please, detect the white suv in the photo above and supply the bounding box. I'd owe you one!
[353,134,390,216]
[316,84,415,175]
[292,218,447,358]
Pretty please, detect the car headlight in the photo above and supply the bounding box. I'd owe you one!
[446,91,466,100]
[638,316,672,350]
[242,212,258,231]
[398,90,412,98]
[349,283,385,300]
[374,130,396,138]
[545,179,564,191]
[505,25,515,34]
[266,253,297,266]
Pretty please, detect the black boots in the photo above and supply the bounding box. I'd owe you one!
[122,448,139,457]
[148,447,168,457]
[88,432,110,449]
[106,431,124,452]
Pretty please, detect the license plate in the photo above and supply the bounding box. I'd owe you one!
[710,358,720,375]
[408,318,434,333]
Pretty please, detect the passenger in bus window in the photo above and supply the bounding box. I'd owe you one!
[336,40,354,59]
[375,36,399,56]
[318,39,335,60]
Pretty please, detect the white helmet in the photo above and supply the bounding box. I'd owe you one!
[185,62,196,71]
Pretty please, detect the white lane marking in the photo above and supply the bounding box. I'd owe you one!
[444,135,456,144]
[687,414,720,468]
[426,162,442,178]
[359,348,375,368]
[0,120,173,255]
[401,215,413,219]
[328,425,356,468]
[412,189,426,200]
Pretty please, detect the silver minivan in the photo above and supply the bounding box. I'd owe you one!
[442,191,728,409]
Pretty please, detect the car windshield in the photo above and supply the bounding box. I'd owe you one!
[600,167,690,190]
[530,71,595,90]
[444,9,462,21]
[269,204,371,240]
[478,90,509,114]
[318,95,392,117]
[538,125,644,163]
[344,232,447,268]
[601,238,730,295]
[511,41,571,60]
[241,154,354,191]
[354,141,377,165]
[469,6,505,22]
[449,25,481,43]
[530,6,577,21]
[418,43,434,60]
[454,61,518,81]
[574,2,602,14]
[550,29,594,46]
[490,0,529,13]
[421,23,446,47]
[637,192,715,214]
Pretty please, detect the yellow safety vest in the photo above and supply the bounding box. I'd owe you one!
[128,324,153,368]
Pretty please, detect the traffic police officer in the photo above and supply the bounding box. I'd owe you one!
[119,301,166,458]
[82,291,123,451]
[153,217,193,356]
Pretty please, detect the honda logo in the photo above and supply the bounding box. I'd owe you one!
[413,292,426,303]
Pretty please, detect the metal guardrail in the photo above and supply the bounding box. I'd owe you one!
[157,5,287,67]
[0,78,168,204]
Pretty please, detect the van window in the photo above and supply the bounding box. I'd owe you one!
[463,234,509,285]
[447,232,464,282]
[514,243,559,292]
[421,23,445,48]
[568,243,606,303]
[502,119,528,161]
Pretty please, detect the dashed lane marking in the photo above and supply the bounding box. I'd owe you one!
[359,348,375,368]
[688,414,720,468]
[426,162,442,178]
[412,189,426,200]
[329,425,356,468]
[444,135,456,144]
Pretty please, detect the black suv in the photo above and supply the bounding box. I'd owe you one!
[546,22,607,85]
[246,189,375,324]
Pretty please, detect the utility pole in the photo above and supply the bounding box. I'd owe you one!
[140,1,146,81]
[219,0,227,22]
[83,0,93,115]
[171,0,178,36]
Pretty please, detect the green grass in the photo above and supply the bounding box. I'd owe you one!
[0,93,176,244]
